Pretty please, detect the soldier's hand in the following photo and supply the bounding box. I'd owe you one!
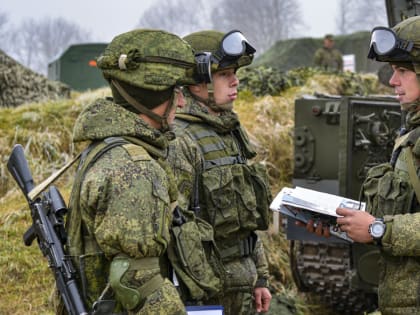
[336,207,375,243]
[295,219,331,237]
[254,287,272,313]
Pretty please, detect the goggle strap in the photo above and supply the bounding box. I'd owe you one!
[396,39,414,52]
[212,51,223,63]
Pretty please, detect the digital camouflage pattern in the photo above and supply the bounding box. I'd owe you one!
[313,46,343,71]
[362,110,420,315]
[97,29,196,91]
[66,97,186,314]
[168,92,271,315]
[360,16,420,314]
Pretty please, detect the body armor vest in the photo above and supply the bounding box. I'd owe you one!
[176,118,271,244]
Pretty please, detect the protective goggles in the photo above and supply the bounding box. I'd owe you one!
[368,26,414,60]
[213,30,256,62]
[194,30,255,83]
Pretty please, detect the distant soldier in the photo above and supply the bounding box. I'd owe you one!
[313,34,343,71]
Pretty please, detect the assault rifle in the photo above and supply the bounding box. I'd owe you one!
[7,144,88,315]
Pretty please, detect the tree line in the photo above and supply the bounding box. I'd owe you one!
[0,0,386,76]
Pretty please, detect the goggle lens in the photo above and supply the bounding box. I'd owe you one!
[370,28,396,55]
[222,31,249,55]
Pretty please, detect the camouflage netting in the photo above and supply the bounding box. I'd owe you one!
[237,66,387,97]
[0,50,71,107]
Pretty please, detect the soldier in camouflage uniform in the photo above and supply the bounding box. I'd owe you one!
[168,30,272,315]
[304,16,420,315]
[62,29,196,315]
[313,34,343,71]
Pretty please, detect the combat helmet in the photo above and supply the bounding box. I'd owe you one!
[184,30,255,83]
[183,30,255,111]
[96,29,196,131]
[368,15,420,74]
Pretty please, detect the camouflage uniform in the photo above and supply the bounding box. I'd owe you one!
[169,94,271,315]
[168,30,271,315]
[363,111,420,315]
[63,29,196,315]
[313,41,343,71]
[363,16,420,315]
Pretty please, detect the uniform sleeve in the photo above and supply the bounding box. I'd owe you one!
[253,232,270,287]
[313,48,323,67]
[82,146,171,259]
[382,213,420,256]
[335,50,343,71]
[80,146,186,313]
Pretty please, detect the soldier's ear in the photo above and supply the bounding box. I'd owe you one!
[190,83,205,93]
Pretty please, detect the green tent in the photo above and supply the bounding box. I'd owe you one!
[48,43,108,91]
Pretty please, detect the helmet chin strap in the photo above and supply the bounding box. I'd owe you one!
[191,82,233,112]
[111,80,176,132]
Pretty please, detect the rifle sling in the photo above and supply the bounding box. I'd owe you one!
[404,146,420,204]
[28,152,82,200]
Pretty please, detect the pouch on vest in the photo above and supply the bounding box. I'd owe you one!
[167,207,224,302]
[202,164,264,238]
[362,162,414,216]
[245,162,272,230]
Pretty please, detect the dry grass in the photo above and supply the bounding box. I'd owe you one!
[0,72,386,314]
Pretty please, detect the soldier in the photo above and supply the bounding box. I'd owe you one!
[313,34,343,71]
[302,16,420,314]
[61,29,197,314]
[168,30,272,315]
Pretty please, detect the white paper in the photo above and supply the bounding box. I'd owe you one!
[270,186,365,217]
[270,186,365,242]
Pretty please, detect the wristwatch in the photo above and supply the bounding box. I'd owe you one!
[368,218,386,243]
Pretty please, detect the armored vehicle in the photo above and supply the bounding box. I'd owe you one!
[290,95,401,313]
[288,1,419,313]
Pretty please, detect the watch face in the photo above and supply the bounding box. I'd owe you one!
[371,221,385,238]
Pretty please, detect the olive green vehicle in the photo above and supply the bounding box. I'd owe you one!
[288,1,419,314]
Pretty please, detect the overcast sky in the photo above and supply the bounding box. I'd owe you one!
[3,0,340,42]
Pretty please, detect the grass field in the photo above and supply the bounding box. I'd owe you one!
[0,70,389,314]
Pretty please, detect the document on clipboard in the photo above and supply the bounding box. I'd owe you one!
[270,186,366,242]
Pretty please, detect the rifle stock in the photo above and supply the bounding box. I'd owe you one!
[7,144,88,315]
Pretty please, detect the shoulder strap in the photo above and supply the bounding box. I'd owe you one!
[28,152,82,200]
[393,128,420,152]
[27,137,131,200]
[404,146,420,204]
[74,137,130,193]
[392,127,420,203]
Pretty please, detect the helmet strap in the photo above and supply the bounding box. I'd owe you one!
[160,90,177,132]
[111,80,173,132]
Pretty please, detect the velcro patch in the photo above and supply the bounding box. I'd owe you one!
[122,144,151,161]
